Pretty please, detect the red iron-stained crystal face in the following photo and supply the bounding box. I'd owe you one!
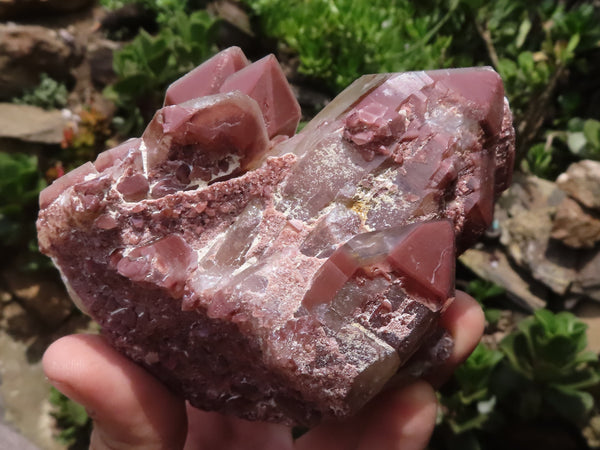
[37,47,515,426]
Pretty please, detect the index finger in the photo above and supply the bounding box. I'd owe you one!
[426,290,485,387]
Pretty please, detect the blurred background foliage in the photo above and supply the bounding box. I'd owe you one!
[100,0,600,174]
[2,0,599,448]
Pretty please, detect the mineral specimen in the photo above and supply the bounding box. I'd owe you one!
[37,47,515,426]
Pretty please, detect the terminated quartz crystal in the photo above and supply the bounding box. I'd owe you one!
[37,47,515,426]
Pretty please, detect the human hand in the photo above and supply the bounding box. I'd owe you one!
[42,290,483,450]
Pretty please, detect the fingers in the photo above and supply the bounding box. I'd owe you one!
[356,381,437,450]
[427,290,485,387]
[40,291,482,450]
[184,404,293,450]
[296,381,437,450]
[43,334,187,450]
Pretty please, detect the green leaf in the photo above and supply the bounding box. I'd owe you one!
[574,350,600,366]
[110,74,154,99]
[517,51,535,74]
[545,386,594,425]
[497,58,517,80]
[467,279,505,302]
[517,387,543,420]
[515,16,531,48]
[0,153,45,214]
[567,117,585,132]
[583,119,600,150]
[566,33,580,53]
[484,308,502,326]
[12,73,68,110]
[455,343,504,395]
[106,7,218,134]
[524,142,555,178]
[244,0,453,92]
[499,308,600,411]
[49,387,91,446]
[448,412,491,435]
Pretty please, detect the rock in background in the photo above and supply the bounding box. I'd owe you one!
[461,160,600,312]
[0,0,94,21]
[0,24,82,101]
[0,2,112,449]
[0,104,68,145]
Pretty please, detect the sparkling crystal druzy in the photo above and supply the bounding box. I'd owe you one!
[37,47,515,426]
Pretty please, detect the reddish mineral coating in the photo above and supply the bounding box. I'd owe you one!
[163,46,249,106]
[38,162,98,209]
[165,49,301,139]
[303,220,455,310]
[37,48,515,427]
[116,235,193,295]
[219,54,302,138]
[143,92,270,177]
[94,138,142,172]
[428,68,505,135]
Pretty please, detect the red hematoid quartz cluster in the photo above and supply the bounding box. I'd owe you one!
[37,47,515,426]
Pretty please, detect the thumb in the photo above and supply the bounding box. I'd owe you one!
[43,334,187,450]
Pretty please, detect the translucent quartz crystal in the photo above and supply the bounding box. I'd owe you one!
[303,220,455,311]
[163,46,249,106]
[37,47,515,426]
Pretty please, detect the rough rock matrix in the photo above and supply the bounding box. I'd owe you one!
[37,47,515,426]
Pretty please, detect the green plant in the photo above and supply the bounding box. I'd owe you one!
[101,0,187,14]
[100,0,129,8]
[104,6,218,135]
[522,117,600,178]
[435,309,600,448]
[454,0,600,173]
[12,73,68,110]
[246,0,599,179]
[499,309,600,424]
[441,343,505,435]
[522,116,600,179]
[49,387,91,448]
[522,141,559,179]
[456,2,597,117]
[467,279,505,303]
[561,118,600,161]
[0,152,46,245]
[244,0,455,92]
[466,279,505,326]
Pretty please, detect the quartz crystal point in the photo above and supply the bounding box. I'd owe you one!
[37,47,515,426]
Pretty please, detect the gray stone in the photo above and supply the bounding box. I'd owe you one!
[498,174,578,296]
[573,300,600,353]
[469,172,600,304]
[578,252,600,302]
[0,302,38,340]
[0,103,68,144]
[0,0,93,20]
[0,24,81,100]
[0,421,40,450]
[3,270,73,330]
[557,160,600,211]
[0,331,63,450]
[87,40,119,88]
[551,197,600,248]
[460,246,547,311]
